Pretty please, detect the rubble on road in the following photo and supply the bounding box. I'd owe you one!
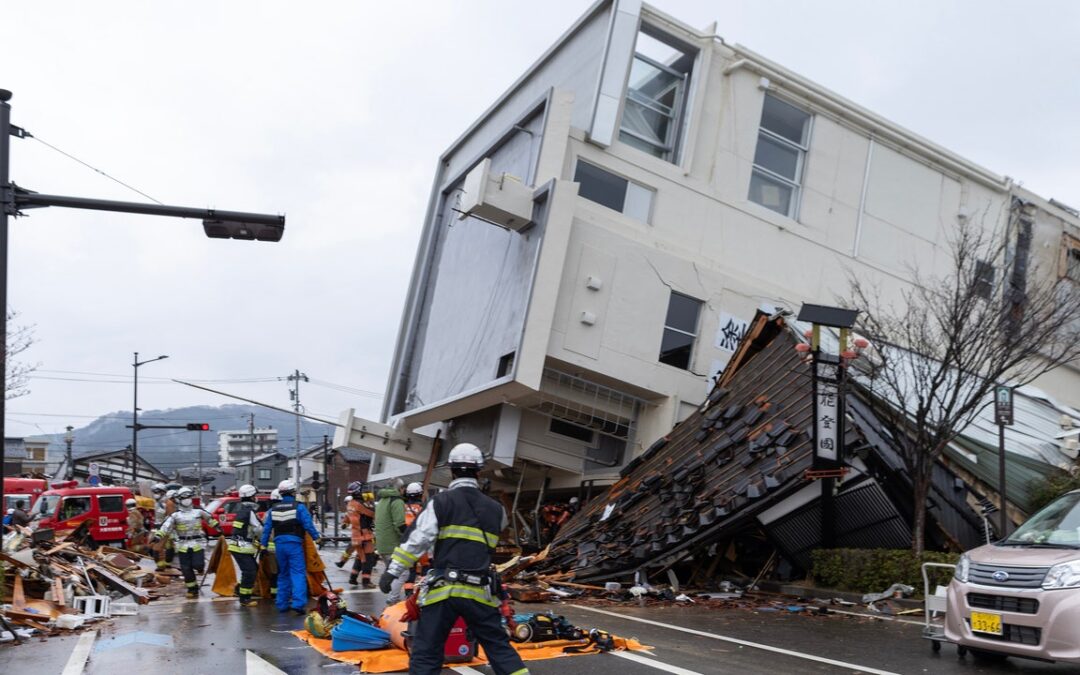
[1,521,177,644]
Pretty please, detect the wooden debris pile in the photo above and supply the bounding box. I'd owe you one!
[1,522,177,642]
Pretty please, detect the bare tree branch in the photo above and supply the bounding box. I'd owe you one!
[6,309,39,400]
[845,205,1080,554]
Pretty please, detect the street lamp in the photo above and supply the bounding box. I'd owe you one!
[132,352,168,483]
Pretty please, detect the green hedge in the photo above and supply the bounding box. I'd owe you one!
[810,548,960,596]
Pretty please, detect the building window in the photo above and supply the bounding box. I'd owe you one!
[257,468,271,480]
[974,260,995,299]
[619,28,694,162]
[749,94,812,218]
[573,160,654,221]
[549,418,594,444]
[1065,237,1080,283]
[659,291,702,370]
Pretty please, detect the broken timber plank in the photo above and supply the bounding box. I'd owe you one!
[86,563,151,604]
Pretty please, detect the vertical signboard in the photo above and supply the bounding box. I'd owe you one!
[994,385,1014,426]
[813,355,842,466]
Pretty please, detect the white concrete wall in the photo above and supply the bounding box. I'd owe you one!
[376,1,1080,483]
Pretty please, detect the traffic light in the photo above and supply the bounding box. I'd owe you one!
[311,471,321,491]
[185,423,210,431]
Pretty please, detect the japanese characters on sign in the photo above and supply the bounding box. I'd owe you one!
[813,357,842,464]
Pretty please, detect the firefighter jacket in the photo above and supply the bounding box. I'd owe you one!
[227,501,263,554]
[260,496,320,546]
[345,499,375,549]
[127,508,145,537]
[155,506,219,553]
[387,477,506,607]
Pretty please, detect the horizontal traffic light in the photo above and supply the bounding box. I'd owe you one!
[186,423,210,431]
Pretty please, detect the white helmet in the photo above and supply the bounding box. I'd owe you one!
[405,482,423,497]
[269,489,281,500]
[277,479,297,495]
[152,482,167,495]
[448,443,483,471]
[344,495,353,503]
[125,498,138,508]
[165,489,177,500]
[238,484,258,499]
[176,487,194,500]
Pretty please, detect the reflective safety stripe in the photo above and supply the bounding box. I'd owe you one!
[436,525,499,548]
[238,586,253,593]
[421,583,498,608]
[509,669,530,675]
[228,543,257,554]
[392,546,419,567]
[272,509,297,521]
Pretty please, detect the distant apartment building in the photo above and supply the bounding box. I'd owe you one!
[218,427,278,467]
[3,437,49,475]
[348,0,1080,492]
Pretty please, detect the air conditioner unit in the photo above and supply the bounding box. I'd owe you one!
[458,158,534,232]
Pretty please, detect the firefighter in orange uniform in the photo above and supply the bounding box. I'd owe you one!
[339,481,376,587]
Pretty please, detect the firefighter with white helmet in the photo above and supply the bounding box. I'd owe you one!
[381,443,527,675]
[229,484,263,607]
[151,483,172,569]
[153,487,221,599]
[260,479,321,614]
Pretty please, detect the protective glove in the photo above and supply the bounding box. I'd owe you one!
[379,571,397,594]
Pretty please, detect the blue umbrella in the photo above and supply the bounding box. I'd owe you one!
[331,615,392,651]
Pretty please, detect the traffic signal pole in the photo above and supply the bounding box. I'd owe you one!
[0,90,12,510]
[0,88,283,501]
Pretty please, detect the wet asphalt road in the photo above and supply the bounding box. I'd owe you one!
[4,546,1080,674]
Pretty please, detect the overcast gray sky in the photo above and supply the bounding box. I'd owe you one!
[3,0,1078,437]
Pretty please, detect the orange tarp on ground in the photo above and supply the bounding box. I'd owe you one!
[291,630,649,674]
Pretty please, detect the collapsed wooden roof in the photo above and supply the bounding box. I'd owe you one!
[536,311,986,581]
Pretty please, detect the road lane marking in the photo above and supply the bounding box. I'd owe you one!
[451,667,487,675]
[573,605,901,675]
[246,650,288,674]
[61,630,96,675]
[611,650,705,674]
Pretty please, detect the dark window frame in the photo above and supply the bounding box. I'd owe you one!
[659,291,702,370]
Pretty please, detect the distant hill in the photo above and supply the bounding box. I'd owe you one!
[41,403,335,476]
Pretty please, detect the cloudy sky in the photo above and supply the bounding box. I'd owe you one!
[2,0,1077,437]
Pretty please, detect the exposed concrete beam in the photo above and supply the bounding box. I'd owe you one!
[333,409,436,466]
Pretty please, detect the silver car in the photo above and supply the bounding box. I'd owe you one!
[946,490,1080,662]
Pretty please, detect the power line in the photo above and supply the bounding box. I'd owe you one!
[30,134,164,205]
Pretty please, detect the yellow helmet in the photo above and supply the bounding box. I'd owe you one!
[304,611,335,638]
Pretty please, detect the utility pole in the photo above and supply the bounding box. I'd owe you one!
[64,426,74,480]
[321,433,329,533]
[197,428,203,501]
[248,413,255,486]
[286,370,308,484]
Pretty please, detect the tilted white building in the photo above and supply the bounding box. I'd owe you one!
[335,0,1080,491]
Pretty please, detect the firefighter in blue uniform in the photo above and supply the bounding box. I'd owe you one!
[380,443,529,675]
[261,479,321,614]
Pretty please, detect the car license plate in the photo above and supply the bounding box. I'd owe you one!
[971,611,1003,635]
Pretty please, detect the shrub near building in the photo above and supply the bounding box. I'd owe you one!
[810,548,959,596]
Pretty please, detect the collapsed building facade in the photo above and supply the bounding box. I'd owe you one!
[537,312,1077,582]
[334,1,1080,516]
